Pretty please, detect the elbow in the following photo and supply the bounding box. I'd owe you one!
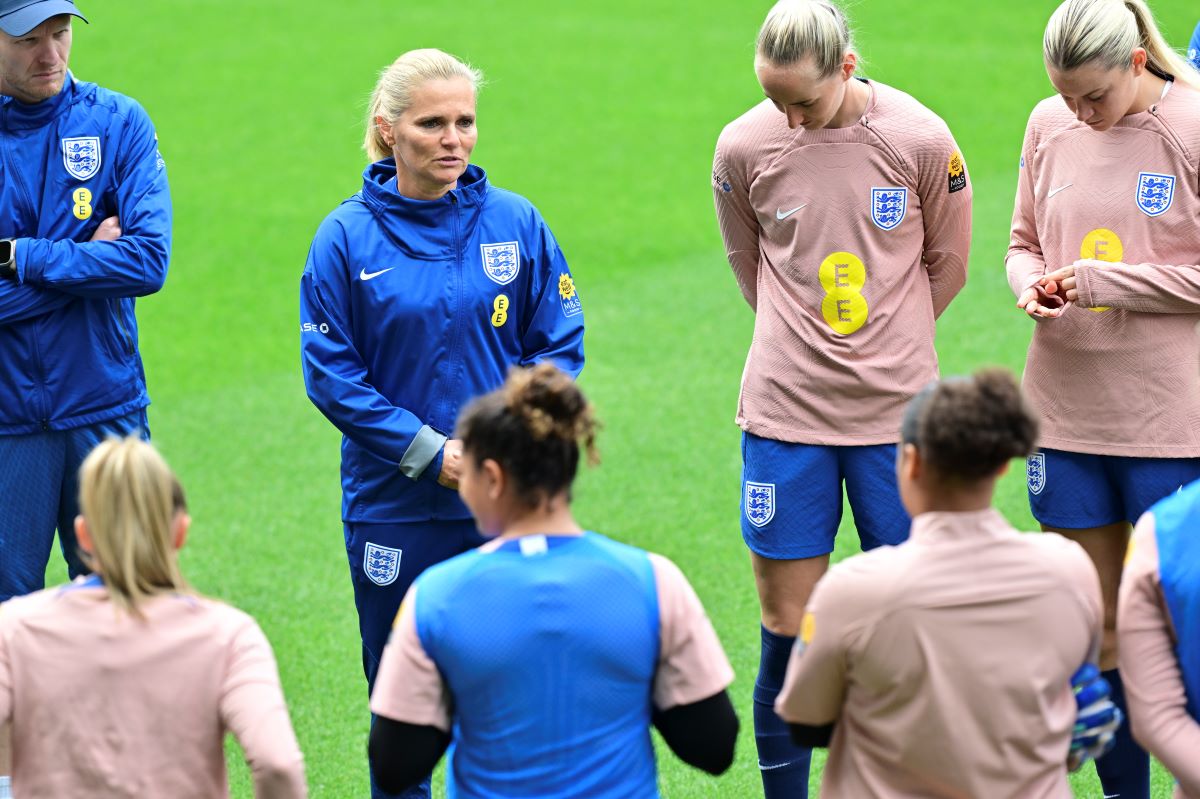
[252,751,307,798]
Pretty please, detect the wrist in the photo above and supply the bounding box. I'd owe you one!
[0,239,15,281]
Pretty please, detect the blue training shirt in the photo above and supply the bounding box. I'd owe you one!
[1150,480,1200,721]
[1190,21,1200,70]
[0,75,171,433]
[413,532,661,799]
[300,162,585,523]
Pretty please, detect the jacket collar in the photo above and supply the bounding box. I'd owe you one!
[1,72,81,131]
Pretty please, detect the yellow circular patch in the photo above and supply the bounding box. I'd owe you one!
[800,612,816,645]
[818,251,869,335]
[1079,228,1123,312]
[491,294,510,328]
[71,187,92,221]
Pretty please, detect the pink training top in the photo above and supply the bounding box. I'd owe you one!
[1118,514,1200,799]
[1007,81,1200,456]
[776,509,1102,799]
[713,80,971,445]
[0,581,306,799]
[371,548,734,731]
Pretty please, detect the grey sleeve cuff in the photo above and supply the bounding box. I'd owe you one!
[399,425,448,480]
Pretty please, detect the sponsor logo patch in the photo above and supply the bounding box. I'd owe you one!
[71,187,92,220]
[491,294,509,327]
[364,542,401,586]
[481,241,520,285]
[870,187,907,231]
[1135,172,1175,217]
[1027,453,1046,496]
[558,273,582,317]
[62,137,101,180]
[948,151,967,193]
[744,481,776,528]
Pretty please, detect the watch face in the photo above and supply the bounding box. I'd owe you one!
[0,240,10,265]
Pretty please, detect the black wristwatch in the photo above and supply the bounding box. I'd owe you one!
[0,239,15,281]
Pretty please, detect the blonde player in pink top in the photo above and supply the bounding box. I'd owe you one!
[1006,2,1200,795]
[776,369,1111,799]
[0,438,306,799]
[712,0,970,794]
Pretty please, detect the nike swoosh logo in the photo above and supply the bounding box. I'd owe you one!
[776,205,806,220]
[359,267,395,281]
[1048,184,1072,198]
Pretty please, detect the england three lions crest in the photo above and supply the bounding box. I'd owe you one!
[481,241,520,286]
[62,137,101,181]
[363,542,401,586]
[1136,172,1175,217]
[1026,453,1046,496]
[870,187,907,231]
[744,481,776,528]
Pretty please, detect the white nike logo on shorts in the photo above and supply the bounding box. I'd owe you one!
[1048,184,1073,199]
[776,205,806,220]
[360,267,395,281]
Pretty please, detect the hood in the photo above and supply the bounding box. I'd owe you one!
[355,160,488,258]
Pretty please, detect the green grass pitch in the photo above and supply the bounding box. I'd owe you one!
[49,1,1198,795]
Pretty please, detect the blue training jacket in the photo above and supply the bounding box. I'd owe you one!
[0,76,171,434]
[300,161,585,523]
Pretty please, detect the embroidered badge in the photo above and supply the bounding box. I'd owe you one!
[481,241,520,286]
[62,137,101,181]
[558,273,582,318]
[870,187,907,231]
[948,151,967,194]
[1027,453,1046,496]
[1135,172,1175,217]
[363,542,401,586]
[744,481,776,528]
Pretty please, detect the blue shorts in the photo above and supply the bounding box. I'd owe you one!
[1027,448,1200,528]
[741,432,910,559]
[0,410,148,601]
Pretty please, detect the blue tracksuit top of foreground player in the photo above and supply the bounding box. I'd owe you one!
[300,161,585,523]
[0,76,170,434]
[1151,479,1200,720]
[414,532,661,799]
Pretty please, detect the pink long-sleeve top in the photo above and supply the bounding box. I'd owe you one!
[713,80,971,445]
[0,580,306,799]
[1118,513,1200,798]
[1007,82,1200,456]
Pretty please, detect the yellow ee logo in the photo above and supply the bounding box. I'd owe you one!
[491,294,509,328]
[818,251,869,335]
[71,187,92,221]
[1080,228,1123,312]
[558,273,576,300]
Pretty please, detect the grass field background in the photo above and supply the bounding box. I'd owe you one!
[46,1,1199,795]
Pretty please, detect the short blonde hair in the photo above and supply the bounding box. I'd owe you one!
[756,0,854,76]
[1045,0,1200,89]
[78,437,188,616]
[363,49,484,161]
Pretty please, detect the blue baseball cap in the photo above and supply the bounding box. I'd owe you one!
[0,1,86,37]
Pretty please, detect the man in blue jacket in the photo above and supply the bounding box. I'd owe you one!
[0,0,171,602]
[1190,20,1200,70]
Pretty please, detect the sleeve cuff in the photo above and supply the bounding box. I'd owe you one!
[399,425,447,481]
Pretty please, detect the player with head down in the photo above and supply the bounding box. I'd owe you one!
[711,0,971,794]
[1007,1,1200,795]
